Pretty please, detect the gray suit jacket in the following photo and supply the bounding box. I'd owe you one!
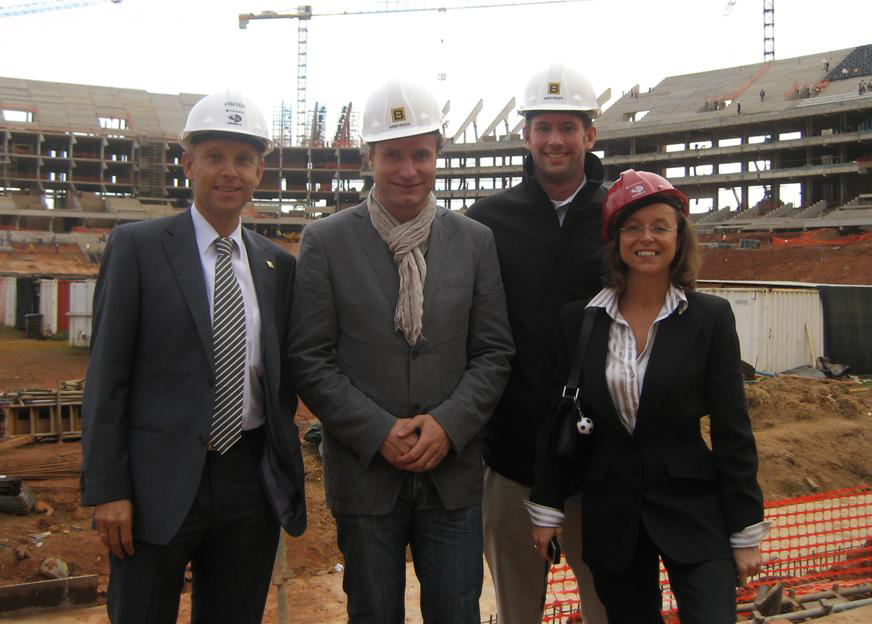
[289,201,514,515]
[81,209,306,544]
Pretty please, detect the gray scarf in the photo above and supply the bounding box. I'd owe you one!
[367,187,437,346]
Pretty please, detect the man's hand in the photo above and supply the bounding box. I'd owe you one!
[733,545,762,587]
[532,526,562,562]
[397,413,451,472]
[94,499,135,559]
[379,419,420,469]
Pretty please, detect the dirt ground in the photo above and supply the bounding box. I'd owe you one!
[1,236,872,621]
[698,233,872,284]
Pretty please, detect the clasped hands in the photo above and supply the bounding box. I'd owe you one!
[378,413,451,472]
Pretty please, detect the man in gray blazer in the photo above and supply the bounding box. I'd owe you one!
[290,79,514,623]
[81,90,306,623]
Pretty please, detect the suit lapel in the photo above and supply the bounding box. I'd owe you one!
[585,308,632,438]
[354,202,400,311]
[422,208,447,323]
[243,230,279,391]
[163,211,213,371]
[635,304,703,436]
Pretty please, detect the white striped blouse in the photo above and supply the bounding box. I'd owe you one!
[586,285,687,434]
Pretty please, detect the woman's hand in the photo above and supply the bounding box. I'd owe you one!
[531,526,562,562]
[733,545,762,586]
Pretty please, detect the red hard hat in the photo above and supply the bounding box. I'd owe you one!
[601,169,689,240]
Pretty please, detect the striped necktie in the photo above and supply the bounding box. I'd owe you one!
[210,237,246,454]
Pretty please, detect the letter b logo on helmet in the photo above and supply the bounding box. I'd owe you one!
[362,80,443,143]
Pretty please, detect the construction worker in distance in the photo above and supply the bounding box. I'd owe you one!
[81,90,306,623]
[466,64,609,624]
[289,79,513,622]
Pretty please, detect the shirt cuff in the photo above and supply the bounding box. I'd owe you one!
[523,500,565,528]
[730,520,772,548]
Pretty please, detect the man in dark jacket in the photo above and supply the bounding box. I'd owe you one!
[466,64,608,624]
[81,90,306,624]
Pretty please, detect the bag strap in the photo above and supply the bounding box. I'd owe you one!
[562,306,597,399]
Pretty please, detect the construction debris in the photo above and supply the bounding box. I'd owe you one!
[38,557,69,580]
[1,381,84,441]
[0,477,35,515]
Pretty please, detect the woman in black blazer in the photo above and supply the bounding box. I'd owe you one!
[528,170,768,624]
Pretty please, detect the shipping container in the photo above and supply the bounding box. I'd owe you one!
[697,284,824,373]
[0,278,6,327]
[2,276,14,328]
[57,279,71,334]
[39,279,58,336]
[15,277,38,330]
[69,280,96,348]
[37,279,72,337]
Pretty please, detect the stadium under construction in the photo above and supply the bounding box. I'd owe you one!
[1,43,871,243]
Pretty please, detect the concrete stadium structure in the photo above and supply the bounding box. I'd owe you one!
[2,43,872,237]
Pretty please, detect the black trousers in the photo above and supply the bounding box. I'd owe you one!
[590,522,737,624]
[107,428,280,624]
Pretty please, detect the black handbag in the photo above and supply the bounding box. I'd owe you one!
[551,306,597,460]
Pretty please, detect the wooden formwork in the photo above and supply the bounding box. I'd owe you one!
[1,386,82,441]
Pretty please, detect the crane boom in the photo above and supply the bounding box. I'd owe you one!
[239,0,592,146]
[0,0,120,18]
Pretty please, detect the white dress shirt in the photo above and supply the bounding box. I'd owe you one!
[190,205,265,430]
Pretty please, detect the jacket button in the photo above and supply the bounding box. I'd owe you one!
[198,435,206,444]
[411,349,419,359]
[207,377,215,387]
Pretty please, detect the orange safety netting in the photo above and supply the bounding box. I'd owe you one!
[541,486,872,623]
[772,228,872,247]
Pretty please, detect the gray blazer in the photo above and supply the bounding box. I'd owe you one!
[81,210,306,544]
[289,201,514,515]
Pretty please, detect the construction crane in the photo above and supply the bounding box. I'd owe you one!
[723,0,774,62]
[0,0,120,18]
[239,0,591,146]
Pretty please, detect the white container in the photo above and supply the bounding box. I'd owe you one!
[2,276,16,328]
[39,279,59,337]
[69,280,96,348]
[697,284,824,373]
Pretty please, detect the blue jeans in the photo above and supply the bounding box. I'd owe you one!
[334,473,482,624]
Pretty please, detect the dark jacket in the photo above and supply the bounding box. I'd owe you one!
[465,152,606,485]
[532,292,765,575]
[81,210,307,544]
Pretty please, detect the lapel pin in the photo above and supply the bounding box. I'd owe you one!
[266,260,275,269]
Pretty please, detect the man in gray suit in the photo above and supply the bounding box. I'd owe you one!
[290,79,514,623]
[81,90,306,623]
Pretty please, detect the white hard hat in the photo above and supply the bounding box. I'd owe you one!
[180,89,273,155]
[362,80,442,143]
[518,64,600,117]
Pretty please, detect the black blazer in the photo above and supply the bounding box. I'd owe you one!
[81,210,306,544]
[533,291,764,576]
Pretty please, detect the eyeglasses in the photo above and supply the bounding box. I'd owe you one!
[619,224,677,238]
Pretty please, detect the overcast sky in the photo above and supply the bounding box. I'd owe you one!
[1,0,869,141]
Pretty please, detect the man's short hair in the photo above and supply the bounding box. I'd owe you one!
[524,110,593,130]
[367,130,444,156]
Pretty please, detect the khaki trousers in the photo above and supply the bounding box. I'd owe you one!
[482,467,608,624]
